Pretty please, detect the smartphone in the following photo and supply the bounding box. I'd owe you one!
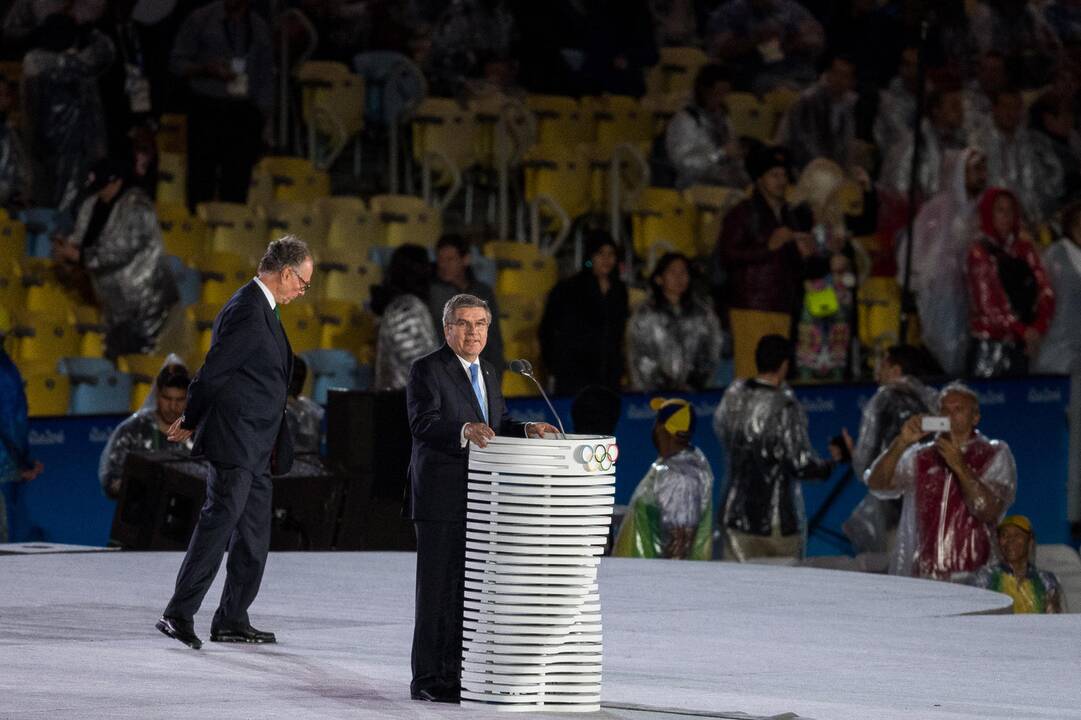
[921,416,950,433]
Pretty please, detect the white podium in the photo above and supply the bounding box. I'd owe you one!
[460,434,618,712]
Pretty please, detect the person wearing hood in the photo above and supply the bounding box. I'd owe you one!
[20,11,114,210]
[1035,198,1081,373]
[98,357,193,499]
[539,230,629,396]
[903,147,987,376]
[53,157,178,360]
[965,187,1055,377]
[663,63,748,190]
[614,397,714,560]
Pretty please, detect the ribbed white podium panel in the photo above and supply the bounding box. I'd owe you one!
[461,434,617,713]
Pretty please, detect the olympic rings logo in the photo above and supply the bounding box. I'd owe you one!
[574,443,619,471]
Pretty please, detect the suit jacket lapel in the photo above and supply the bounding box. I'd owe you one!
[256,289,290,369]
[440,345,485,423]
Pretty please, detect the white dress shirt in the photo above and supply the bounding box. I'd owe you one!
[253,276,276,310]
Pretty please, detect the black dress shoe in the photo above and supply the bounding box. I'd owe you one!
[156,616,202,649]
[209,624,277,643]
[410,687,459,703]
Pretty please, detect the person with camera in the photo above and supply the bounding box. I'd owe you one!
[866,381,1017,581]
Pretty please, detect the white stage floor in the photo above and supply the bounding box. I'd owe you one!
[2,552,1080,720]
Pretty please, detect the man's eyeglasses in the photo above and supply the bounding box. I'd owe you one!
[449,319,489,332]
[289,266,312,293]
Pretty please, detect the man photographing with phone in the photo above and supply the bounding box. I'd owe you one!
[865,382,1017,581]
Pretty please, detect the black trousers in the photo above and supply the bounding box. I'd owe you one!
[186,95,263,210]
[411,521,465,694]
[164,462,272,629]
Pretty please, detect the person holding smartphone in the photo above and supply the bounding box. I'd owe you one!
[865,381,1017,581]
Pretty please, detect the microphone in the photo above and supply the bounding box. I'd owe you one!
[509,359,566,438]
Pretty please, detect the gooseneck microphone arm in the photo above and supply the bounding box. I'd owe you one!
[509,359,566,439]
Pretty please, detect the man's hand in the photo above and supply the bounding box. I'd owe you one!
[767,226,793,251]
[829,428,854,462]
[464,422,495,448]
[898,415,925,447]
[526,422,559,438]
[167,417,192,443]
[19,461,43,482]
[934,436,965,473]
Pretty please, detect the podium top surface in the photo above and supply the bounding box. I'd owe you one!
[469,435,619,477]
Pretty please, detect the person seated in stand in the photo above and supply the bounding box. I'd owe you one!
[98,357,192,499]
[285,355,324,456]
[615,398,714,560]
[973,515,1066,614]
[426,234,504,372]
[867,381,1017,581]
[843,345,938,556]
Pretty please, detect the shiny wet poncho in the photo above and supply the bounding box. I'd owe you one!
[627,298,723,392]
[614,446,714,560]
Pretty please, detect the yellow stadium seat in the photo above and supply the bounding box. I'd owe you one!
[256,201,327,247]
[197,202,267,260]
[195,251,252,305]
[0,259,23,310]
[587,95,655,156]
[117,353,168,411]
[858,276,902,352]
[502,369,539,398]
[497,294,543,342]
[725,92,775,143]
[22,371,71,416]
[411,97,479,184]
[315,299,375,357]
[630,187,698,260]
[23,279,78,315]
[157,113,187,155]
[642,92,688,135]
[158,203,208,263]
[186,302,221,360]
[369,194,442,247]
[684,184,747,257]
[313,196,381,250]
[11,307,79,362]
[522,143,594,220]
[497,255,558,299]
[763,86,800,130]
[157,152,187,207]
[655,46,708,95]
[0,213,26,259]
[279,302,321,353]
[296,61,365,168]
[525,95,594,147]
[316,247,380,303]
[251,156,332,204]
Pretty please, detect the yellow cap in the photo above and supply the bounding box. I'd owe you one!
[650,397,694,436]
[998,515,1032,534]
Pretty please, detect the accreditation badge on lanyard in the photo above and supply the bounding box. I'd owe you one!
[224,16,251,98]
[125,63,152,113]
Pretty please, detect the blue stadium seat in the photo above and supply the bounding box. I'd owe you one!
[17,208,68,258]
[301,349,359,404]
[59,357,134,415]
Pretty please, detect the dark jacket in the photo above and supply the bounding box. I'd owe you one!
[539,270,629,396]
[406,343,524,522]
[717,190,805,315]
[181,280,294,475]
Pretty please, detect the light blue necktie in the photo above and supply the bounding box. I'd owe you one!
[469,363,488,424]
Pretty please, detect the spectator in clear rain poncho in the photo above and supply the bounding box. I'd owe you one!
[627,252,723,393]
[867,382,1017,581]
[614,397,714,560]
[98,356,192,499]
[372,244,440,391]
[965,187,1055,378]
[775,52,857,171]
[663,63,748,190]
[285,355,324,455]
[53,158,178,359]
[1035,199,1081,373]
[871,43,919,154]
[0,307,44,542]
[20,12,113,210]
[902,147,987,376]
[843,345,938,556]
[714,334,843,562]
[879,87,968,200]
[971,88,1064,225]
[0,78,29,211]
[972,515,1065,614]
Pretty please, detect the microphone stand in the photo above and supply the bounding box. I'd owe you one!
[512,362,566,439]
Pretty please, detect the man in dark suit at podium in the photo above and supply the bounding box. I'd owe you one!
[406,293,556,703]
[156,236,313,650]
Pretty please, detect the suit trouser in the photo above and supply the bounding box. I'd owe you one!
[411,520,465,694]
[164,462,273,628]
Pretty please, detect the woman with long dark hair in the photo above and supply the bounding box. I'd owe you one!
[965,187,1055,377]
[627,252,722,392]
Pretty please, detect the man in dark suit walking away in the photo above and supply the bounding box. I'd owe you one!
[406,293,556,703]
[156,236,313,649]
